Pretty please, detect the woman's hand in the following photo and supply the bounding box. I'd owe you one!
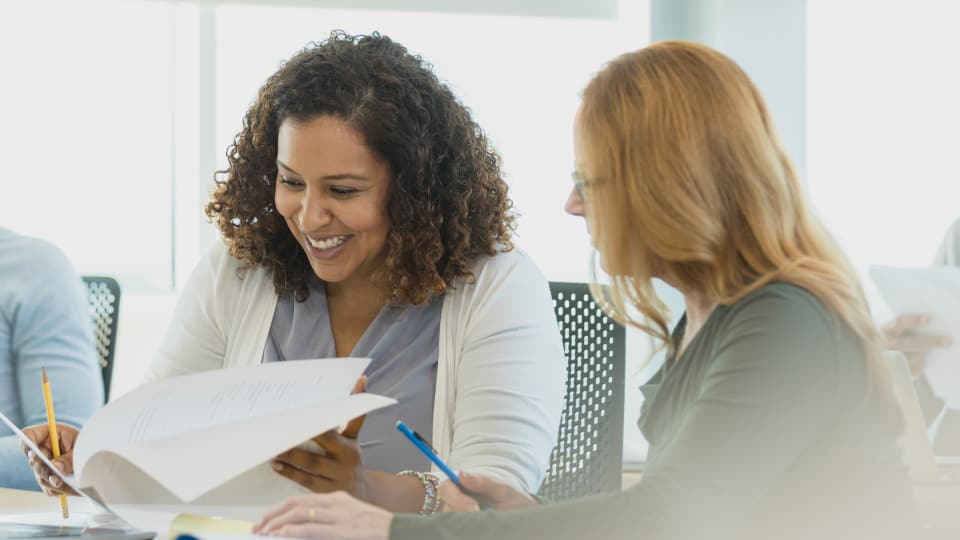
[18,422,80,496]
[883,313,953,376]
[253,492,392,540]
[274,376,372,499]
[438,471,539,512]
[273,415,372,500]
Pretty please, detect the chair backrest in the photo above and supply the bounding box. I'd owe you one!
[538,281,626,501]
[80,276,121,402]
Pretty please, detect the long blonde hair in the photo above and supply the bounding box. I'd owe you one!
[579,42,888,390]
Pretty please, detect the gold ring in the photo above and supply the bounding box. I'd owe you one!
[308,508,315,522]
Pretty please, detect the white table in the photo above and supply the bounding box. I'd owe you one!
[0,487,99,514]
[5,482,959,537]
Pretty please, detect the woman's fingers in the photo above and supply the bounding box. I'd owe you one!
[58,426,79,455]
[351,375,367,395]
[883,313,952,356]
[256,495,311,530]
[27,448,62,491]
[459,472,538,510]
[254,495,334,534]
[886,313,930,336]
[30,451,78,496]
[896,333,953,353]
[273,463,344,493]
[254,492,391,540]
[275,449,342,485]
[21,424,52,451]
[276,448,336,476]
[310,430,360,464]
[459,472,506,497]
[437,480,479,512]
[340,415,365,440]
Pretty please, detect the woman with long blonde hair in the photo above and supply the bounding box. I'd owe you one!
[253,41,917,540]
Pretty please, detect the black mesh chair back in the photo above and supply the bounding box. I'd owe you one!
[538,281,626,501]
[80,276,121,402]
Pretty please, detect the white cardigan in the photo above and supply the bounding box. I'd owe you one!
[147,244,566,492]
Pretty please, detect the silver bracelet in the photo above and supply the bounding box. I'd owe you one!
[397,470,442,515]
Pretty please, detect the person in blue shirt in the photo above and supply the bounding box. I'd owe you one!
[0,227,104,489]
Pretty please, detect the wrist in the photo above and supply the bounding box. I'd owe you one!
[354,468,374,502]
[364,470,424,513]
[397,470,441,515]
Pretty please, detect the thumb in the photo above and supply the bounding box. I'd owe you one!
[459,472,496,495]
[352,375,368,395]
[53,453,74,475]
[341,414,366,439]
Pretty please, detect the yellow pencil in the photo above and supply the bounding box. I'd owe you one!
[41,367,70,518]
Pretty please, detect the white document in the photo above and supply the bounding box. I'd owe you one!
[5,358,395,509]
[870,265,960,408]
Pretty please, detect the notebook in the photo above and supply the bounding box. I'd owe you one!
[884,351,960,484]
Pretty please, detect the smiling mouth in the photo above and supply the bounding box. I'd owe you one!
[306,235,349,250]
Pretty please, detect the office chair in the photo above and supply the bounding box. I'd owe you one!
[80,276,121,402]
[538,282,626,501]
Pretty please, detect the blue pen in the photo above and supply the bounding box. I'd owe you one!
[395,420,492,509]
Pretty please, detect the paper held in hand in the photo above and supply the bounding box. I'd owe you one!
[870,265,960,408]
[6,357,395,507]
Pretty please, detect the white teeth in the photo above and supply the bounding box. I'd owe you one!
[307,235,347,250]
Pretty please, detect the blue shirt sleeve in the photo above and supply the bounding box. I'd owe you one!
[0,237,104,490]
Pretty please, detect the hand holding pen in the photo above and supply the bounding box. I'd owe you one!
[437,470,539,512]
[395,421,539,512]
[42,367,70,516]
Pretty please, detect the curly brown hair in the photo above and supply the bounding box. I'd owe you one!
[207,31,516,304]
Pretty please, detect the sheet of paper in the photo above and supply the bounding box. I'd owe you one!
[72,358,397,504]
[870,265,960,408]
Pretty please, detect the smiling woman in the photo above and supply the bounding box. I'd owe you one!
[20,30,566,516]
[273,116,392,322]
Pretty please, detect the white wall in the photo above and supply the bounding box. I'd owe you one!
[109,293,178,400]
[806,0,960,322]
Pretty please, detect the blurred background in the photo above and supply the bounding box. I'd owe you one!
[1,0,958,469]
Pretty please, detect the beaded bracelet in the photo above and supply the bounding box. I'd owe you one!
[398,470,442,515]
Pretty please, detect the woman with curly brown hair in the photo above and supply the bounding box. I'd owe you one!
[23,31,565,514]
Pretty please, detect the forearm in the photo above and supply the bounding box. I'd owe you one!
[0,435,41,491]
[366,470,430,514]
[391,489,644,540]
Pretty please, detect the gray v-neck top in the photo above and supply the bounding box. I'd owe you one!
[263,276,440,473]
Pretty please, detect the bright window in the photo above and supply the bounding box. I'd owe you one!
[807,0,960,319]
[0,0,175,291]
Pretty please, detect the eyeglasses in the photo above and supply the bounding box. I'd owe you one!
[570,170,592,200]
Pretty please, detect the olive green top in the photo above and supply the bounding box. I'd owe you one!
[392,283,917,540]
